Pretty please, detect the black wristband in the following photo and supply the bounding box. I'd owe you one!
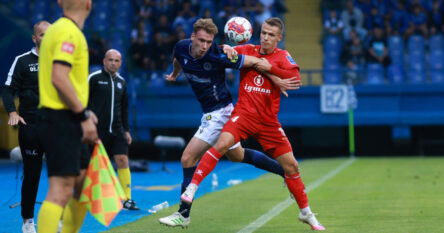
[75,109,91,122]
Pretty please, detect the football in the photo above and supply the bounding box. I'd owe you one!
[224,17,253,44]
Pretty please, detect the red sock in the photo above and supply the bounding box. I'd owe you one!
[190,147,222,185]
[285,173,309,209]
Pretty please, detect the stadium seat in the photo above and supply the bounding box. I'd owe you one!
[13,0,29,16]
[430,70,444,83]
[323,35,342,53]
[390,49,404,66]
[428,51,444,71]
[407,71,425,83]
[407,53,425,71]
[387,65,404,84]
[429,35,444,51]
[365,63,385,85]
[407,35,425,54]
[388,36,403,51]
[323,50,340,66]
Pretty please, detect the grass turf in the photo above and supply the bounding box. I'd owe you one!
[104,157,444,233]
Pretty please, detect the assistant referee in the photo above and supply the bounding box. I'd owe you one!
[36,0,96,232]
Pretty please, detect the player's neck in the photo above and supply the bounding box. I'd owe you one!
[259,46,276,55]
[63,13,86,29]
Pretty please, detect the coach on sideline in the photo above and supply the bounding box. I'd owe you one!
[36,0,97,232]
[2,20,50,233]
[87,49,139,210]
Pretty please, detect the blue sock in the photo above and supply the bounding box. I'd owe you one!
[242,149,284,177]
[178,166,196,217]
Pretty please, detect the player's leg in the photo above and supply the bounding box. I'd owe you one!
[225,146,284,177]
[258,125,324,230]
[180,132,235,204]
[159,137,211,227]
[275,153,324,230]
[19,123,43,233]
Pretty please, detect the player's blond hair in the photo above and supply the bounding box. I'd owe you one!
[265,17,285,35]
[193,18,218,35]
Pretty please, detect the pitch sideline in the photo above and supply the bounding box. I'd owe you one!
[237,158,356,233]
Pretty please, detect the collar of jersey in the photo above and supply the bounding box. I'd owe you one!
[62,15,80,29]
[31,47,38,57]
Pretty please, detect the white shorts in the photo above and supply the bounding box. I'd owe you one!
[193,103,241,150]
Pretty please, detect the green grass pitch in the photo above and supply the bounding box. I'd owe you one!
[105,157,444,233]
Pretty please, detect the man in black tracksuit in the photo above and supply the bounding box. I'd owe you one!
[1,21,50,233]
[87,49,139,210]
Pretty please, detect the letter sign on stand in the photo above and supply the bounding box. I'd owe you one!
[320,85,348,113]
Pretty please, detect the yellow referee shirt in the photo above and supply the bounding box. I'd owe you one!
[38,17,89,110]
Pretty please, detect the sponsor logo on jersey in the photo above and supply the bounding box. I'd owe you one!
[203,62,212,71]
[253,75,264,86]
[25,149,38,156]
[184,73,211,83]
[61,41,75,54]
[286,55,296,65]
[117,82,122,89]
[244,84,271,94]
[98,81,109,85]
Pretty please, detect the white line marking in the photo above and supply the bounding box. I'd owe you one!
[237,158,355,233]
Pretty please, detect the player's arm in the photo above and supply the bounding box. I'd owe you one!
[165,58,181,81]
[2,58,26,125]
[121,82,131,144]
[52,62,98,143]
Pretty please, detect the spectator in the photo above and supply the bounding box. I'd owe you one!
[89,32,108,68]
[355,0,373,17]
[365,6,385,30]
[153,14,175,45]
[129,35,151,71]
[149,32,170,72]
[131,20,151,43]
[366,27,391,66]
[405,4,429,38]
[342,31,366,82]
[341,0,367,40]
[324,10,344,36]
[137,0,155,22]
[428,0,444,35]
[387,0,409,36]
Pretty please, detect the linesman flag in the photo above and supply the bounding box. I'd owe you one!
[80,141,126,226]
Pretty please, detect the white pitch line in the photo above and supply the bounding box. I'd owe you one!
[237,158,355,233]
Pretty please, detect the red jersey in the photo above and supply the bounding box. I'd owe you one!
[234,44,300,124]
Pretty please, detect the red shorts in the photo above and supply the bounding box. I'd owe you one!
[222,113,293,158]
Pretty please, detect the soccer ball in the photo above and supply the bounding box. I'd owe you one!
[224,17,253,44]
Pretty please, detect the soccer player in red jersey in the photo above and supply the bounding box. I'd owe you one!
[181,17,325,231]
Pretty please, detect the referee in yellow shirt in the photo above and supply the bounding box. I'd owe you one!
[36,0,96,232]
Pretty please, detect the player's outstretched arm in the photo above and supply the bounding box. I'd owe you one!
[165,58,182,81]
[267,74,301,97]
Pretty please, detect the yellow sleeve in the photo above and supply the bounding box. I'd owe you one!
[52,29,78,65]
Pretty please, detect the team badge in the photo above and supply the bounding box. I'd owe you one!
[117,82,122,89]
[253,75,264,86]
[206,115,212,121]
[203,62,212,71]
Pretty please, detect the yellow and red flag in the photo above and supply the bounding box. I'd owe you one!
[79,142,126,226]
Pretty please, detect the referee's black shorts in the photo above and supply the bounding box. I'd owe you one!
[99,129,129,156]
[37,108,90,177]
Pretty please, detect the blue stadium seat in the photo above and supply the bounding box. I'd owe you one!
[323,35,342,53]
[31,1,51,24]
[323,50,340,66]
[390,49,404,66]
[429,35,444,51]
[428,51,444,71]
[407,71,425,83]
[388,36,403,51]
[407,53,425,71]
[365,63,385,84]
[407,35,425,55]
[430,70,444,83]
[323,63,342,84]
[13,0,29,16]
[387,65,404,84]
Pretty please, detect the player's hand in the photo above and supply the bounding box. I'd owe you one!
[8,111,26,126]
[165,73,177,82]
[81,116,98,144]
[125,131,132,145]
[254,58,272,72]
[222,44,238,60]
[278,77,302,97]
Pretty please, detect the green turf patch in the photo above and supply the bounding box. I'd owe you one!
[104,157,444,233]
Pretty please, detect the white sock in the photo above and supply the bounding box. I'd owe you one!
[301,206,312,215]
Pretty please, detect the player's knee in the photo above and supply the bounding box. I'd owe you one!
[181,151,198,167]
[283,162,299,174]
[225,148,244,162]
[114,155,129,168]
